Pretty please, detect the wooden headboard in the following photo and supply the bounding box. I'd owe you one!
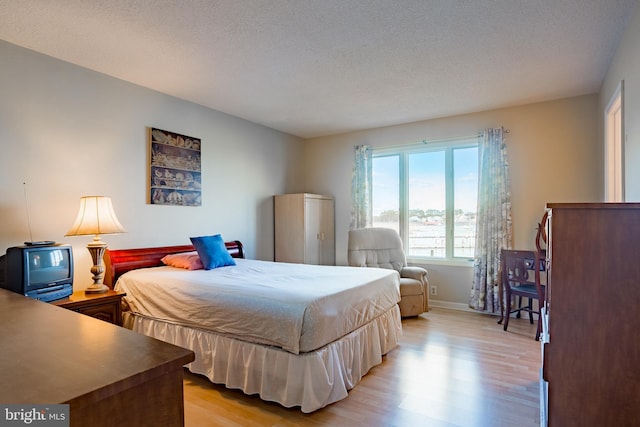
[103,240,245,289]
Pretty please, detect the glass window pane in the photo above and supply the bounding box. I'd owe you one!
[372,155,399,233]
[453,146,478,258]
[408,151,446,257]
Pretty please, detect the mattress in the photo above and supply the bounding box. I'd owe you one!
[115,258,400,354]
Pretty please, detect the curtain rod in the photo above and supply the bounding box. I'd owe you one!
[422,128,510,144]
[368,128,510,152]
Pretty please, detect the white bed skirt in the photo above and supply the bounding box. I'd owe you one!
[124,305,402,413]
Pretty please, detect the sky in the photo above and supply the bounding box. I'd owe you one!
[372,146,478,216]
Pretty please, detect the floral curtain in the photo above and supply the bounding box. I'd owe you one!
[469,128,513,313]
[350,145,372,230]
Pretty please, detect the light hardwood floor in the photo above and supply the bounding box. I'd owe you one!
[183,307,541,427]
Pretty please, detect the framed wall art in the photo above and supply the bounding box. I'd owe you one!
[148,127,202,206]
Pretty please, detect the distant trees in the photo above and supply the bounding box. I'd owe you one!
[374,208,476,223]
[375,209,399,222]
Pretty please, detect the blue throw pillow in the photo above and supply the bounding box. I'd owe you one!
[190,234,236,270]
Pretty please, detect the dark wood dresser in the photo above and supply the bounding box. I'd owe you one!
[0,289,195,427]
[541,203,640,426]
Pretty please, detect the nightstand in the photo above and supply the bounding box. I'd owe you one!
[53,290,126,326]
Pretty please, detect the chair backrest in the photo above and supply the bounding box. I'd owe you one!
[347,227,406,272]
[502,249,535,285]
[536,210,549,255]
[501,249,544,298]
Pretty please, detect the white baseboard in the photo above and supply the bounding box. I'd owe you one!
[428,300,479,313]
[426,300,543,320]
[428,300,541,321]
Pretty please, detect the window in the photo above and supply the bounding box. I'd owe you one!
[372,138,478,260]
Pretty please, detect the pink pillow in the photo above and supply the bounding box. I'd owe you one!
[161,251,203,270]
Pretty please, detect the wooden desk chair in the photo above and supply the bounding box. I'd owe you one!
[499,249,546,340]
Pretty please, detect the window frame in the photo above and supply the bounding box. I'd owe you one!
[373,137,478,265]
[605,80,625,202]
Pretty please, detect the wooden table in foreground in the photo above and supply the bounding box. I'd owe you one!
[0,289,195,427]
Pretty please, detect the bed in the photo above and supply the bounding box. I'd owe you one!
[104,241,402,413]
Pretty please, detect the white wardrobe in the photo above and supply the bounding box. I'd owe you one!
[274,193,335,265]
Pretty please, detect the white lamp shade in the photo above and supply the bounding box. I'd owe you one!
[65,196,126,236]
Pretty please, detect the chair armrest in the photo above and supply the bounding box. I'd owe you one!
[401,266,428,284]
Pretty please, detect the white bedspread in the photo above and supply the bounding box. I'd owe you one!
[115,259,400,354]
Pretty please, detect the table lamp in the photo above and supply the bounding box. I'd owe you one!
[65,196,126,294]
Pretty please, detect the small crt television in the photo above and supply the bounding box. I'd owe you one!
[0,244,73,302]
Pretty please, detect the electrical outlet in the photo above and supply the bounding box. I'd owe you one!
[430,285,437,296]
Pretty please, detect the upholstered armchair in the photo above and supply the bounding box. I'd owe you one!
[348,227,429,317]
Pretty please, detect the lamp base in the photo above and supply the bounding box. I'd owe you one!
[86,237,108,291]
[84,283,109,294]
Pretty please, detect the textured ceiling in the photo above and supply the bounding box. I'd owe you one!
[0,0,636,138]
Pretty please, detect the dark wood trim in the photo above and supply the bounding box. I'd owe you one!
[543,204,640,425]
[546,202,640,209]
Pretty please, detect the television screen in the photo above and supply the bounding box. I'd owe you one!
[27,248,71,286]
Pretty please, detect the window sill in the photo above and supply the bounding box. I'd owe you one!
[407,257,474,268]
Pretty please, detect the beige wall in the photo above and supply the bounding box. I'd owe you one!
[599,3,640,201]
[0,36,611,306]
[302,95,602,307]
[0,40,303,290]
